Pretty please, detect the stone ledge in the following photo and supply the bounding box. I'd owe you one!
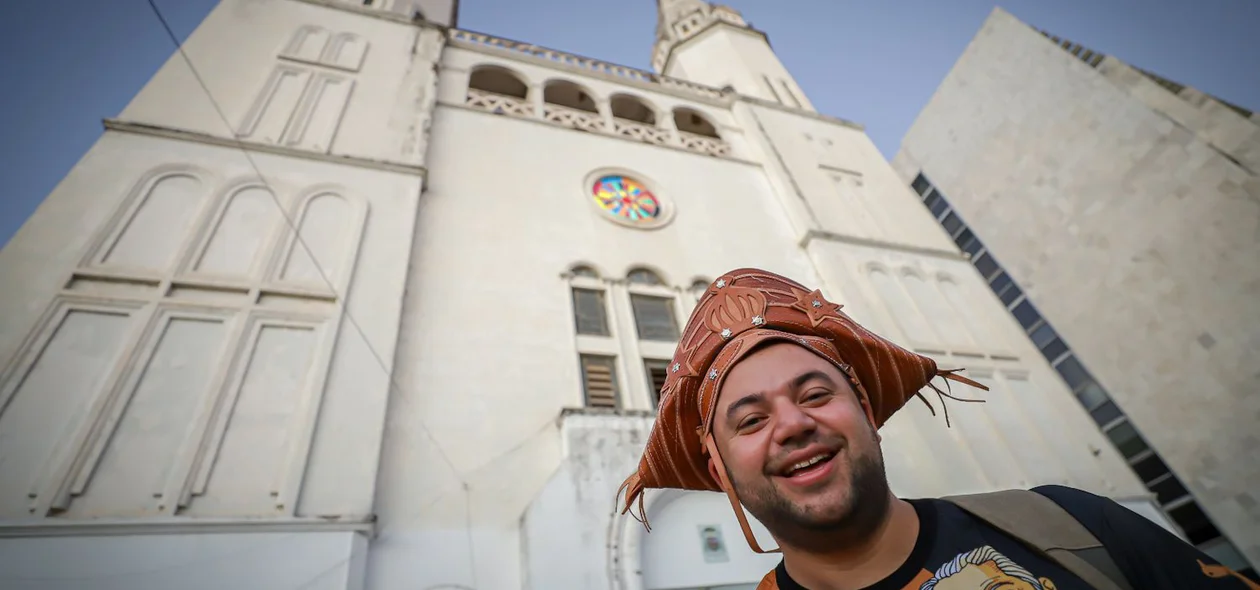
[103,119,428,178]
[800,228,968,262]
[0,516,375,539]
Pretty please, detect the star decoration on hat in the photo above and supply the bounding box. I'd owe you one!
[792,288,843,328]
[666,352,705,388]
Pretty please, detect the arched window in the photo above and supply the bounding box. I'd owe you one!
[627,268,664,286]
[625,268,677,342]
[673,107,720,138]
[570,264,599,279]
[468,65,528,99]
[282,26,330,62]
[327,33,367,70]
[610,94,656,124]
[569,264,608,337]
[689,279,710,300]
[543,80,598,113]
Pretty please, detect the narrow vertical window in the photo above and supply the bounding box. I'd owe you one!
[572,288,609,336]
[630,294,679,341]
[911,173,931,196]
[580,355,619,409]
[644,360,670,409]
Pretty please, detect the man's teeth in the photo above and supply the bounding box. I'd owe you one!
[787,453,831,475]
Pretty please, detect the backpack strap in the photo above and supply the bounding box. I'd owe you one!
[942,490,1133,590]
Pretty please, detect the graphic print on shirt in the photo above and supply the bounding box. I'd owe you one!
[1200,560,1260,590]
[918,545,1057,590]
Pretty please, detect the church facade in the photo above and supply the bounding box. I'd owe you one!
[0,1,1170,588]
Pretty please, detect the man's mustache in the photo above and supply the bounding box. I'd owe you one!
[763,433,847,475]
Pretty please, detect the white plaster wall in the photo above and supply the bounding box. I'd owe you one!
[640,492,780,590]
[521,411,653,590]
[0,131,420,520]
[1094,59,1260,173]
[0,530,366,590]
[805,239,1147,501]
[894,7,1260,564]
[663,25,814,111]
[730,104,959,255]
[120,0,441,167]
[392,0,457,25]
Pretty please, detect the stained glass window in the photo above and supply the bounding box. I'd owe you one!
[592,175,661,223]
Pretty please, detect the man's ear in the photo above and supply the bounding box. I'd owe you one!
[706,454,727,492]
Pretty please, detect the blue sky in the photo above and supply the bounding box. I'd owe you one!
[1,0,1256,247]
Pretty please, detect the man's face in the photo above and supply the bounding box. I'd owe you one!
[708,342,890,540]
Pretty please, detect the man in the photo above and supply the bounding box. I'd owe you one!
[617,268,1257,590]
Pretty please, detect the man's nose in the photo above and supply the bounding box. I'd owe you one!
[771,399,817,447]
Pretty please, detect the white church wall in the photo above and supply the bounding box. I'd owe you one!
[367,102,823,588]
[0,530,367,590]
[804,239,1148,501]
[120,0,440,167]
[0,131,420,523]
[740,105,958,254]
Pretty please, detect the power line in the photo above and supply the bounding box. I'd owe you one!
[142,1,480,587]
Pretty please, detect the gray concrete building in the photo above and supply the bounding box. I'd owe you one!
[892,6,1260,577]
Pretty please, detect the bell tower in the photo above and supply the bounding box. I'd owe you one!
[652,0,814,111]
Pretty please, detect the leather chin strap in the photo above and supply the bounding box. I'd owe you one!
[704,434,781,554]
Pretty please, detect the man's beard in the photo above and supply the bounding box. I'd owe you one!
[725,428,891,549]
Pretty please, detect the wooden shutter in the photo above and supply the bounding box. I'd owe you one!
[645,360,670,409]
[581,355,619,409]
[630,294,679,341]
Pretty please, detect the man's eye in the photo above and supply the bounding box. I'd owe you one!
[803,391,830,403]
[737,416,763,431]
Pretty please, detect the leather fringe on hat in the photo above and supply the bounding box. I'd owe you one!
[616,268,987,538]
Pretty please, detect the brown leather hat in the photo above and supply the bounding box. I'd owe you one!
[617,268,984,548]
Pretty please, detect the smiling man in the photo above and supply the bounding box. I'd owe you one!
[617,268,1256,590]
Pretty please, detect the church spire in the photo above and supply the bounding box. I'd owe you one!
[651,0,750,73]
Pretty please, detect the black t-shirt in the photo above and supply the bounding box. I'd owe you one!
[768,485,1257,590]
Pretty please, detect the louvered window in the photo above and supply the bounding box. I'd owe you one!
[630,294,678,341]
[581,355,619,409]
[572,288,609,336]
[645,360,670,409]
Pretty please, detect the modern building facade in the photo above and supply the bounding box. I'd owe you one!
[893,7,1259,578]
[0,1,1194,588]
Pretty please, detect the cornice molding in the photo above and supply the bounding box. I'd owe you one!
[291,0,448,31]
[0,516,375,538]
[103,119,427,178]
[800,229,968,262]
[738,95,865,131]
